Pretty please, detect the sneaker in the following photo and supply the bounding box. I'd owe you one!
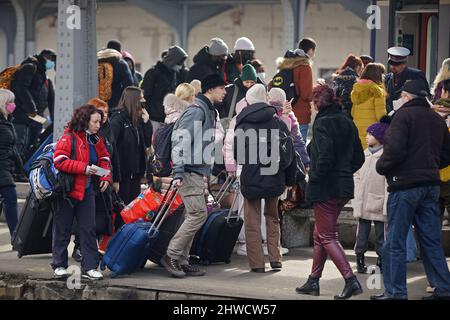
[426,285,435,293]
[54,267,69,279]
[262,245,289,256]
[443,219,449,227]
[82,269,104,280]
[160,255,186,278]
[180,264,206,277]
[237,244,247,256]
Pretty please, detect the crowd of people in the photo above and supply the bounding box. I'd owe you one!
[0,35,449,300]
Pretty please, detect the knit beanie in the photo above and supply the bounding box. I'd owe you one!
[367,116,391,145]
[208,38,229,56]
[234,37,255,51]
[268,88,286,108]
[240,64,257,82]
[201,74,226,93]
[246,84,267,105]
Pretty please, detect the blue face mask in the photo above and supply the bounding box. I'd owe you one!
[45,60,55,71]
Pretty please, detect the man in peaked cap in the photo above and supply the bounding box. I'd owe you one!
[384,46,430,113]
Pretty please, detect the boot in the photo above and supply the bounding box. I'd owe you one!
[334,276,363,300]
[295,276,320,296]
[356,253,367,274]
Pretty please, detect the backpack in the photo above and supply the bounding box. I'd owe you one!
[98,62,114,102]
[0,66,20,89]
[29,133,76,201]
[150,122,176,177]
[271,69,299,104]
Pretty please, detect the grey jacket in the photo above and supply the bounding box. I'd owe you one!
[172,94,217,179]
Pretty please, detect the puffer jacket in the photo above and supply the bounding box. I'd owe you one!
[0,114,22,188]
[353,148,387,222]
[163,94,190,124]
[53,129,111,201]
[333,67,359,116]
[223,98,248,172]
[187,46,225,82]
[351,80,387,149]
[276,56,313,125]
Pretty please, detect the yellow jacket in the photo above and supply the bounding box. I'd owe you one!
[351,80,387,149]
[440,128,450,182]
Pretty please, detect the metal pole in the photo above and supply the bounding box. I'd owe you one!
[370,0,377,60]
[298,0,306,42]
[181,4,188,50]
[388,0,396,48]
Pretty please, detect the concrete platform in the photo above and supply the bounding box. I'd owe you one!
[1,222,447,300]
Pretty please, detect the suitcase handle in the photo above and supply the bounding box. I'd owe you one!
[208,175,236,205]
[147,181,179,236]
[226,181,240,223]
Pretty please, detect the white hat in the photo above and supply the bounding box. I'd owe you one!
[234,37,255,51]
[246,84,267,105]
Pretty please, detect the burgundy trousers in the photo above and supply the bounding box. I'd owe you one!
[310,199,354,280]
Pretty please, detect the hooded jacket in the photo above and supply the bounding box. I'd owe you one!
[234,103,296,200]
[277,56,313,125]
[163,94,190,124]
[187,46,224,83]
[333,67,359,116]
[0,114,22,188]
[11,55,47,124]
[53,129,111,201]
[376,97,450,192]
[142,47,187,123]
[351,80,387,149]
[306,103,365,203]
[121,51,143,86]
[98,49,134,111]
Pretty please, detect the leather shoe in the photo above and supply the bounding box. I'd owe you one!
[370,293,406,300]
[251,268,265,273]
[334,276,363,300]
[296,276,320,296]
[270,262,282,270]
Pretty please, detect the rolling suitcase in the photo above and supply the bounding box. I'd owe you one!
[190,179,243,265]
[23,133,53,174]
[100,182,179,278]
[12,192,54,258]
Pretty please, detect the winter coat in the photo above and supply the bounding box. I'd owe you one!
[98,119,121,183]
[306,104,365,203]
[187,47,225,83]
[351,80,387,149]
[163,94,190,124]
[223,98,248,172]
[172,94,218,180]
[234,103,297,200]
[142,62,183,123]
[110,110,153,181]
[385,67,430,113]
[121,51,143,87]
[353,148,387,222]
[224,54,241,85]
[333,67,359,116]
[276,56,313,125]
[0,114,22,188]
[37,78,55,121]
[53,129,111,201]
[441,127,450,183]
[10,55,47,124]
[97,49,134,111]
[376,97,450,192]
[432,80,446,104]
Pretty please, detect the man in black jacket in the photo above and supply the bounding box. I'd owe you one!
[372,80,450,301]
[10,49,56,160]
[142,46,188,132]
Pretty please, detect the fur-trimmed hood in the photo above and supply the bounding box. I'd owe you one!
[351,80,386,105]
[163,93,190,124]
[277,56,311,70]
[97,48,122,62]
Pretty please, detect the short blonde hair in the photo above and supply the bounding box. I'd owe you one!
[0,89,15,118]
[189,80,202,95]
[175,83,196,102]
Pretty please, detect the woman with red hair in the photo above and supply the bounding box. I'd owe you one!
[332,54,364,116]
[296,84,365,299]
[52,104,111,280]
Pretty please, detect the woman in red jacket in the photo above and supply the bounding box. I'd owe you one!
[52,104,111,280]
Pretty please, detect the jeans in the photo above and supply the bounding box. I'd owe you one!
[299,124,309,143]
[354,219,385,257]
[310,199,354,280]
[0,186,18,241]
[383,186,450,299]
[406,227,418,262]
[13,123,29,159]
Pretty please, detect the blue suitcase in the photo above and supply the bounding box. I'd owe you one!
[24,133,53,174]
[100,183,179,278]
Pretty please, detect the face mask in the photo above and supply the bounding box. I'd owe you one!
[257,73,266,81]
[393,97,406,111]
[172,65,182,72]
[5,102,16,114]
[45,60,55,71]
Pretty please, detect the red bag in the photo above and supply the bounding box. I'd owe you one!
[165,187,183,214]
[120,188,164,224]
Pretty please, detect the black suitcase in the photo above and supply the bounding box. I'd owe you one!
[147,204,185,266]
[12,192,54,258]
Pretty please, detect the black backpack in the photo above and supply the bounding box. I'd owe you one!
[271,69,299,104]
[150,122,176,177]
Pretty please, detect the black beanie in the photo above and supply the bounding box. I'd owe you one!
[201,74,226,93]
